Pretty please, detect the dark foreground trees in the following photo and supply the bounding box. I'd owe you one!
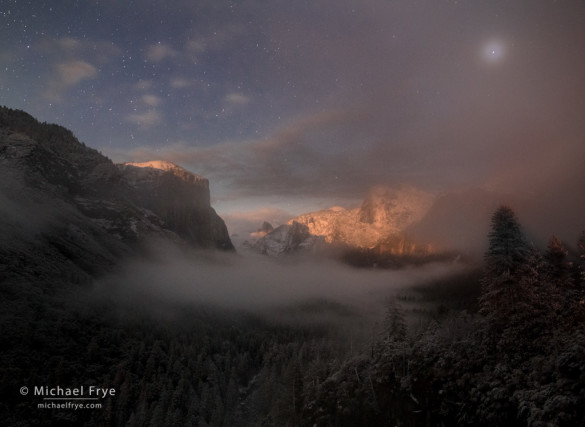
[480,205,533,317]
[2,206,584,426]
[298,206,585,426]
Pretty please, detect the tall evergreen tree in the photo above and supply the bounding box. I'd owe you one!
[578,231,585,286]
[576,231,585,317]
[382,300,407,342]
[480,206,531,317]
[544,235,569,280]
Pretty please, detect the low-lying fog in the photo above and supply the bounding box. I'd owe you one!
[95,242,469,320]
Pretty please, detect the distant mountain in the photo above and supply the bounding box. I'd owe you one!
[249,185,511,265]
[292,186,434,249]
[251,186,435,260]
[252,221,325,257]
[0,106,233,285]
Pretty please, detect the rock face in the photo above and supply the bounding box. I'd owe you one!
[253,221,324,257]
[289,186,434,250]
[117,161,233,250]
[251,186,435,258]
[0,107,233,284]
[259,221,274,234]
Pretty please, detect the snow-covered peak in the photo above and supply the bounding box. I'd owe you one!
[289,186,435,249]
[252,221,319,257]
[121,160,207,183]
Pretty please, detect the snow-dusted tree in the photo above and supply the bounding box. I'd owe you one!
[540,235,575,313]
[578,231,585,286]
[576,231,585,317]
[383,300,407,342]
[480,206,532,317]
[544,235,570,280]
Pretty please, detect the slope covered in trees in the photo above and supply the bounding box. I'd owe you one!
[2,185,584,426]
[297,206,585,426]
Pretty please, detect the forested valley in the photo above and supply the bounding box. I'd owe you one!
[1,206,585,426]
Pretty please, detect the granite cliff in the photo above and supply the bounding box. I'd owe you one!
[251,186,435,259]
[0,106,233,285]
[291,186,434,250]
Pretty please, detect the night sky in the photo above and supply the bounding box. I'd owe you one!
[2,1,585,234]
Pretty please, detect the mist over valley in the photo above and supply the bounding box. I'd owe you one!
[2,1,585,423]
[2,106,584,425]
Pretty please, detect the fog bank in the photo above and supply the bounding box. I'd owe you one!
[96,248,468,313]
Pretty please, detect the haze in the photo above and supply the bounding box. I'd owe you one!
[92,243,469,326]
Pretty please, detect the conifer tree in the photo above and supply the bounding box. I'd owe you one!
[578,231,585,286]
[383,300,407,342]
[545,235,569,280]
[480,206,531,317]
[576,231,585,314]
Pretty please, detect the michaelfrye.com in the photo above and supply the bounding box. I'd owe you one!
[20,385,116,410]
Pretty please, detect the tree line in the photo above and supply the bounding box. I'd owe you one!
[1,205,584,425]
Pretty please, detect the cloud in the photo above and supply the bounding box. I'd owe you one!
[142,94,163,107]
[44,60,97,102]
[221,207,293,237]
[107,108,362,194]
[96,248,465,311]
[185,39,207,55]
[223,207,292,226]
[144,25,247,66]
[56,60,97,85]
[170,77,199,89]
[185,23,246,55]
[126,110,163,127]
[146,43,179,62]
[57,37,82,51]
[126,90,164,127]
[224,92,250,106]
[37,37,122,63]
[105,107,397,201]
[133,79,154,91]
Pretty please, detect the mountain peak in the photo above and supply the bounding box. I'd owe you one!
[120,160,207,184]
[0,106,234,257]
[286,186,435,249]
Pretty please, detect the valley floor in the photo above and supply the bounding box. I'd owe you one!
[1,257,584,426]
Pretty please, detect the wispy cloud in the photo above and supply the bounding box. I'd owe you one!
[185,24,245,55]
[35,37,121,103]
[126,110,163,127]
[57,37,82,51]
[222,207,292,236]
[56,60,97,84]
[185,39,207,55]
[133,80,154,91]
[142,94,163,107]
[106,108,369,197]
[146,43,179,62]
[38,37,122,63]
[143,24,247,66]
[44,60,97,102]
[224,92,250,106]
[170,77,199,89]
